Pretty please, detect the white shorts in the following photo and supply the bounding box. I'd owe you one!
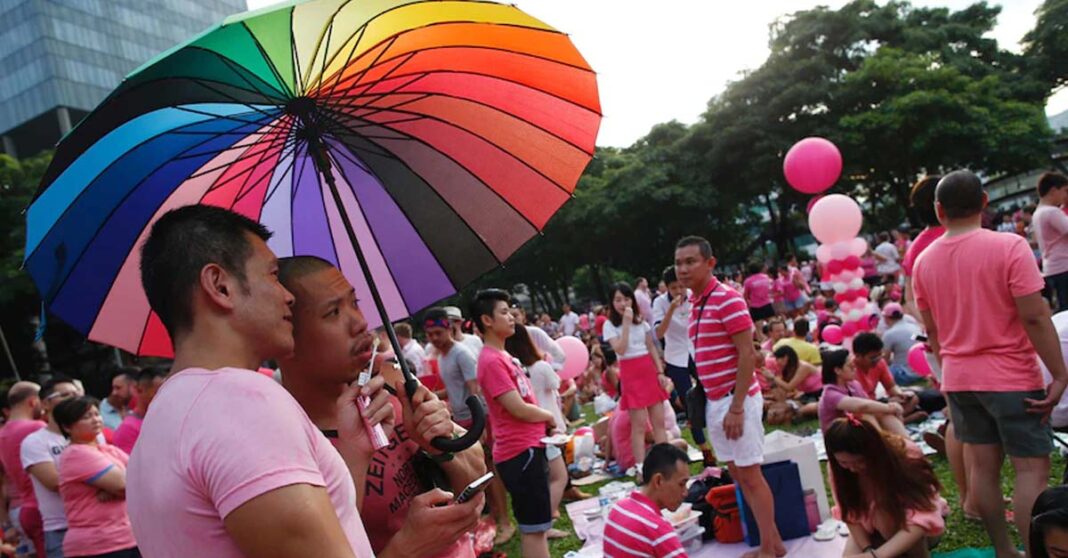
[705,391,765,467]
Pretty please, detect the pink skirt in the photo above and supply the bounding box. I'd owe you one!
[618,353,668,411]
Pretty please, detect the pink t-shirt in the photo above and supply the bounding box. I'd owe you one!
[112,414,143,455]
[780,272,801,301]
[743,273,774,308]
[902,226,945,277]
[855,361,896,400]
[59,443,135,556]
[476,347,545,463]
[126,368,372,558]
[354,399,474,557]
[818,381,869,433]
[609,411,651,472]
[0,419,46,509]
[913,229,1046,392]
[1033,205,1068,276]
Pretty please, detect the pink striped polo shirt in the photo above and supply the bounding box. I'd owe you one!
[689,276,760,400]
[604,492,685,558]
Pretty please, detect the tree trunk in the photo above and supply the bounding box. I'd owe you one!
[589,264,608,304]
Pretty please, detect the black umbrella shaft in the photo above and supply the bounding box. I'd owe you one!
[308,142,414,389]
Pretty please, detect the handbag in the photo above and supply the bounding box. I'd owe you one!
[735,460,811,546]
[706,484,744,543]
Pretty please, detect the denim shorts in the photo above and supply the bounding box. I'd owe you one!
[947,390,1052,457]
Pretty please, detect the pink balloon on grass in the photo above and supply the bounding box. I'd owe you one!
[822,325,844,345]
[784,137,843,194]
[907,343,932,377]
[557,336,589,381]
[809,195,862,244]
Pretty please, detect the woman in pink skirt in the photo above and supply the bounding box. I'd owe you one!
[602,282,668,474]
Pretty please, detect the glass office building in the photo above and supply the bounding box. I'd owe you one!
[0,0,248,157]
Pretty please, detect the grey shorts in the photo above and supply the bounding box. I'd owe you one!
[947,390,1052,457]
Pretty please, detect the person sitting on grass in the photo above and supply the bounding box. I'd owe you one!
[763,345,822,418]
[851,333,926,424]
[603,444,690,558]
[1030,485,1068,558]
[818,349,908,437]
[826,415,947,558]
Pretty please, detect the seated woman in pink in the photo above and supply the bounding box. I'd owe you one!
[826,415,948,558]
[53,397,138,558]
[818,349,908,437]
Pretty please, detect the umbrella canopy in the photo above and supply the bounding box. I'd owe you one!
[24,0,600,357]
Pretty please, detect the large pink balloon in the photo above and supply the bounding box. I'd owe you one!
[784,137,843,194]
[809,195,862,244]
[907,343,932,377]
[557,336,589,381]
[822,325,844,345]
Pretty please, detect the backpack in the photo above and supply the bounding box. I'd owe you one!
[706,484,744,544]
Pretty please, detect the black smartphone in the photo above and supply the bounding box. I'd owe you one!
[914,334,928,343]
[455,472,494,504]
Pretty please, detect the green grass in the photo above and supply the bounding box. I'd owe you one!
[491,407,1066,556]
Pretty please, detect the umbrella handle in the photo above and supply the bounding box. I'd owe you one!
[404,378,486,453]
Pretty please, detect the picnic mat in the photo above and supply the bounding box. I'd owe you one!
[932,548,996,558]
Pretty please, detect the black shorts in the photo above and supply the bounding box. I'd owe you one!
[496,447,552,533]
[750,304,775,321]
[947,390,1052,457]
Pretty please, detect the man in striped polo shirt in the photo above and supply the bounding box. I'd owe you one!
[603,444,689,558]
[675,236,785,558]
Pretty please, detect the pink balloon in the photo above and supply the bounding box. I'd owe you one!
[841,321,857,338]
[907,343,932,377]
[557,336,589,381]
[843,256,861,270]
[817,310,829,322]
[816,244,833,263]
[822,325,844,345]
[809,195,862,244]
[783,137,843,194]
[827,260,843,274]
[830,240,853,260]
[850,237,868,257]
[807,195,825,213]
[814,296,826,310]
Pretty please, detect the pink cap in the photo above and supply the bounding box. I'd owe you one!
[882,302,904,318]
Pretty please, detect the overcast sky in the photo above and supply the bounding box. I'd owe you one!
[246,0,1063,147]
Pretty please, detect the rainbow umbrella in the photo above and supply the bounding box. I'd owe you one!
[25,0,599,355]
[24,0,599,450]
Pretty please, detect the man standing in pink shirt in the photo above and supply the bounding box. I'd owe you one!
[112,367,166,455]
[0,382,46,558]
[913,170,1068,558]
[127,205,425,558]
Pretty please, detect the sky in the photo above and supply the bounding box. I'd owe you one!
[245,0,1062,148]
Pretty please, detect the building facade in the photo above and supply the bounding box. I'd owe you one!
[0,0,247,157]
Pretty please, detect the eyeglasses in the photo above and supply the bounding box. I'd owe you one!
[44,391,78,401]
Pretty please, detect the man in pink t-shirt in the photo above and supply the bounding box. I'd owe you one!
[1033,172,1068,312]
[128,205,405,558]
[913,170,1068,558]
[276,256,485,557]
[0,382,46,558]
[473,289,556,558]
[112,367,166,454]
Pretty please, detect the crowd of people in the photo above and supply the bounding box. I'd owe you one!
[2,168,1068,558]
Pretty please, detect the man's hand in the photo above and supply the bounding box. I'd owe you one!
[887,402,904,417]
[723,408,744,440]
[382,489,485,558]
[337,376,396,459]
[1027,378,1068,420]
[400,382,454,455]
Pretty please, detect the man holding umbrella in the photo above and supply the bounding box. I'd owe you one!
[127,205,482,558]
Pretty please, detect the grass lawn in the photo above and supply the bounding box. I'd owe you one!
[491,405,1067,557]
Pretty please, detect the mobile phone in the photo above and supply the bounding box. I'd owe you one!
[914,334,928,343]
[455,472,494,504]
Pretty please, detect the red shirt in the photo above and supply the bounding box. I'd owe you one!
[604,491,684,558]
[477,347,545,462]
[854,360,896,400]
[0,419,46,508]
[689,277,761,400]
[595,315,608,336]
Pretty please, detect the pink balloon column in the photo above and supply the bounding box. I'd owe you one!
[810,195,875,342]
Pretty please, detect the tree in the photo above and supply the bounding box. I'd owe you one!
[1023,0,1068,91]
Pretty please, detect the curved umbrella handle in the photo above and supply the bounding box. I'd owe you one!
[404,378,486,453]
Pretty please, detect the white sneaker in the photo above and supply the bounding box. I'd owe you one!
[813,520,837,541]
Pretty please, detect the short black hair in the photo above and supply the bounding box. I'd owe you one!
[278,255,334,291]
[137,366,168,384]
[747,261,763,276]
[1031,486,1068,558]
[936,171,984,220]
[40,375,76,400]
[675,235,713,259]
[424,307,449,324]
[141,205,272,339]
[852,332,884,355]
[641,443,689,486]
[821,349,851,384]
[793,319,810,338]
[661,265,677,285]
[53,396,99,438]
[111,366,139,383]
[470,289,511,333]
[1038,172,1068,197]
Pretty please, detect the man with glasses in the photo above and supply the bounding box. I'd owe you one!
[20,376,80,558]
[851,333,924,423]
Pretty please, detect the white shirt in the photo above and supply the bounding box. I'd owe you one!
[559,311,580,336]
[526,325,566,370]
[20,428,68,531]
[651,292,693,368]
[875,242,901,275]
[458,333,483,356]
[1041,311,1068,428]
[401,339,427,376]
[528,361,566,432]
[602,320,651,359]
